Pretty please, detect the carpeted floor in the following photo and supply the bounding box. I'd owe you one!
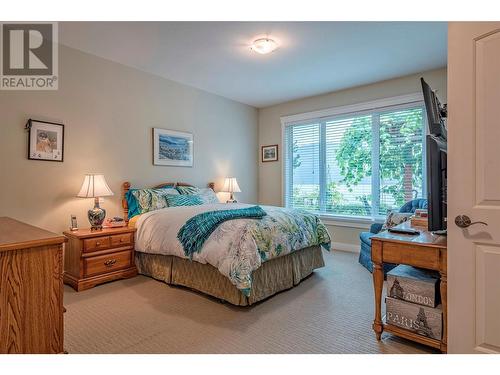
[64,250,437,354]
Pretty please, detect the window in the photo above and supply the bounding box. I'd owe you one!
[283,96,426,220]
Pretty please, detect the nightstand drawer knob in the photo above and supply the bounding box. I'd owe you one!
[104,259,117,267]
[96,242,101,246]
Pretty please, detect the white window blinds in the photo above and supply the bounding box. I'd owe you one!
[284,101,426,220]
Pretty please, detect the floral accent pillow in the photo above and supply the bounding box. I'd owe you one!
[129,188,179,217]
[382,211,413,230]
[157,188,180,196]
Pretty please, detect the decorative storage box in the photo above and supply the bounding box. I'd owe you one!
[387,265,440,307]
[386,297,443,340]
[410,216,428,228]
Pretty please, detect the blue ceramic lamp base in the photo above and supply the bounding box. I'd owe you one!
[88,197,106,231]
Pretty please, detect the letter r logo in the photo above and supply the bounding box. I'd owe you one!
[2,23,53,75]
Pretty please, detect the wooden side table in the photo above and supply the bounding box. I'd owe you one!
[63,226,137,291]
[371,221,447,353]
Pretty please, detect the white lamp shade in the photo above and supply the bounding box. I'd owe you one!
[222,177,241,193]
[77,174,114,198]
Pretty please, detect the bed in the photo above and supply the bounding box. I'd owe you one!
[122,181,331,306]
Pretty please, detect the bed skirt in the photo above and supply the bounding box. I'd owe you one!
[135,246,325,306]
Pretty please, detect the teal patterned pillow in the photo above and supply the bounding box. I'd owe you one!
[130,188,179,215]
[176,186,200,195]
[166,194,204,207]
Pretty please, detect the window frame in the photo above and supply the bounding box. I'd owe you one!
[280,93,427,225]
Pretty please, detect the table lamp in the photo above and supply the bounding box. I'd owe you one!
[77,174,114,231]
[222,177,241,203]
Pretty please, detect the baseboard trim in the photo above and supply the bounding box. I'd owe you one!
[331,242,360,253]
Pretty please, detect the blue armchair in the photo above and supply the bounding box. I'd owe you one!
[358,199,428,274]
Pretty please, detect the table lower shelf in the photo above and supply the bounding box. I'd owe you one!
[382,317,446,352]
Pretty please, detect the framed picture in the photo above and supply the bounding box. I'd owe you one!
[261,144,278,162]
[153,128,193,167]
[27,119,64,162]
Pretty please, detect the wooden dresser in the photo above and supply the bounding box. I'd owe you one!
[0,217,66,354]
[63,226,137,291]
[371,221,447,353]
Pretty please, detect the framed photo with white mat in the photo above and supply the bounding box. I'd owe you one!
[261,144,278,162]
[26,119,64,162]
[153,128,193,167]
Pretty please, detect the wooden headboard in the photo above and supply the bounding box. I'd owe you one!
[122,181,215,223]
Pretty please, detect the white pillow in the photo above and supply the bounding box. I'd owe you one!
[196,188,220,204]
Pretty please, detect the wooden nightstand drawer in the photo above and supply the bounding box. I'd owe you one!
[84,250,132,277]
[110,232,133,247]
[63,227,137,291]
[83,236,111,252]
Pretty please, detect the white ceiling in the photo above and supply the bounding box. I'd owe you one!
[59,22,447,108]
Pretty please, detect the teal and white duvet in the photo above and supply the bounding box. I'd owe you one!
[135,203,331,296]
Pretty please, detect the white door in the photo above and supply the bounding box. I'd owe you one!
[448,22,500,354]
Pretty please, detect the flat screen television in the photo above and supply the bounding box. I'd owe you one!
[421,77,448,234]
[426,135,447,233]
[421,77,447,139]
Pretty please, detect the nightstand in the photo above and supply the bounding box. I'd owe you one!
[63,226,137,291]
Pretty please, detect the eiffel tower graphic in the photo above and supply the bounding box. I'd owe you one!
[390,278,404,299]
[414,307,435,339]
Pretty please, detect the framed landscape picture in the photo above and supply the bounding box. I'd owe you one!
[261,144,278,162]
[27,119,64,162]
[153,128,193,167]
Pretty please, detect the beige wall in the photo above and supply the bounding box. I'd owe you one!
[0,45,258,233]
[258,67,447,247]
[0,46,447,249]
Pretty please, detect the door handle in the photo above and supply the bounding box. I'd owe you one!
[454,215,488,229]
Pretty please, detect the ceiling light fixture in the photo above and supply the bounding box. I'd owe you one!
[251,38,278,55]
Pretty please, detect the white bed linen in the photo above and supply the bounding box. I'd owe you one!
[134,203,331,294]
[135,203,255,271]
